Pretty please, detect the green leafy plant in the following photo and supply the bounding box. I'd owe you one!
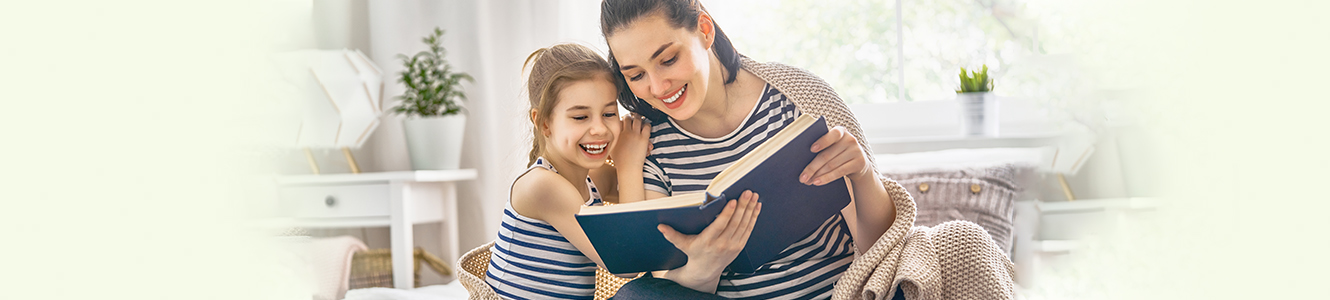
[956,65,994,93]
[393,27,473,117]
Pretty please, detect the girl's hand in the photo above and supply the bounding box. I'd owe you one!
[611,113,652,172]
[800,126,874,186]
[657,191,761,292]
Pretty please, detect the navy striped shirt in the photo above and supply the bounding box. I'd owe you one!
[486,158,602,300]
[642,85,856,299]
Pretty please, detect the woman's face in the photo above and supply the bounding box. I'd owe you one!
[607,14,715,121]
[541,78,623,171]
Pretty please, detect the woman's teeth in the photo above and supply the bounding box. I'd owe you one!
[580,143,607,154]
[662,85,685,104]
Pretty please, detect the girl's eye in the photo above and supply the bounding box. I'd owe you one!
[572,115,588,120]
[603,112,617,118]
[662,56,677,66]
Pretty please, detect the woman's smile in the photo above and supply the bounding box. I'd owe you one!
[660,84,687,109]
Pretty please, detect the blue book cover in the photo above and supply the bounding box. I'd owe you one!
[576,115,852,274]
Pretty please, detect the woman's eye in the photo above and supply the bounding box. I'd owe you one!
[628,73,643,81]
[662,56,677,66]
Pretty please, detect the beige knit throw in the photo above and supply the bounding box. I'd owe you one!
[744,57,1016,300]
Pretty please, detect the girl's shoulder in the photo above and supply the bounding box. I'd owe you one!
[510,168,586,221]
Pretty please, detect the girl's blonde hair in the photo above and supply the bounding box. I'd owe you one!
[523,44,616,166]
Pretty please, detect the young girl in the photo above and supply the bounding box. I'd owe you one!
[484,43,763,300]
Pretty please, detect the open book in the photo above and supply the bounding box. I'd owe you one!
[576,115,853,274]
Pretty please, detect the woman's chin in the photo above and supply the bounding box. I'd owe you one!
[656,104,697,121]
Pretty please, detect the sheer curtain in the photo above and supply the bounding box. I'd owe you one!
[362,0,586,259]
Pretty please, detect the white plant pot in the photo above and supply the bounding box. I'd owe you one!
[402,115,467,170]
[958,92,999,137]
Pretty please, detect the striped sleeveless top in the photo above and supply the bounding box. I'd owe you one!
[642,84,856,299]
[486,157,603,300]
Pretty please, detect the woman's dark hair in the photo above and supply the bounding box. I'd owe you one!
[600,0,741,121]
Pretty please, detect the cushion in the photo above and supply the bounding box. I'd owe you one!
[881,164,1027,256]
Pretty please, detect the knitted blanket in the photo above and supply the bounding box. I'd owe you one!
[743,57,1016,300]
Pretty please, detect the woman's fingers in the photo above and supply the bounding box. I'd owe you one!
[658,224,692,249]
[803,141,853,185]
[809,126,845,153]
[698,199,738,240]
[801,127,847,184]
[719,191,752,239]
[737,202,761,243]
[809,144,857,185]
[731,192,761,242]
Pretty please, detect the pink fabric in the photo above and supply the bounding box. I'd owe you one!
[311,236,368,300]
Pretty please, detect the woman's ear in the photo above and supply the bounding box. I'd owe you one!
[698,11,716,50]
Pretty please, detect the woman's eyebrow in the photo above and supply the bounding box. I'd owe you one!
[618,42,674,71]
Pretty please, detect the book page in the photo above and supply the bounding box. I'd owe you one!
[577,192,707,215]
[707,114,817,196]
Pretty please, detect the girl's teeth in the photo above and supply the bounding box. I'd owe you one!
[662,85,685,104]
[582,143,607,154]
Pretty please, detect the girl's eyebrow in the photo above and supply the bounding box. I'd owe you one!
[566,105,591,111]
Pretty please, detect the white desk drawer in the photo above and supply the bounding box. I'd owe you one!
[279,184,391,218]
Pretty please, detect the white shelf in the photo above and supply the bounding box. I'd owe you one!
[271,169,476,289]
[277,169,478,186]
[1031,240,1079,253]
[1036,197,1159,214]
[868,131,1069,154]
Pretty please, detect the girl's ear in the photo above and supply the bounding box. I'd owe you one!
[531,109,550,137]
[698,11,716,50]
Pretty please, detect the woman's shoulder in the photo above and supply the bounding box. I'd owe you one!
[739,56,840,105]
[510,168,585,219]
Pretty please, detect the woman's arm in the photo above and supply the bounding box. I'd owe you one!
[799,126,896,254]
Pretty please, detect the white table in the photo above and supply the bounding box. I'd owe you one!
[277,170,477,289]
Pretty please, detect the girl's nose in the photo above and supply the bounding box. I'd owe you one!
[589,118,610,135]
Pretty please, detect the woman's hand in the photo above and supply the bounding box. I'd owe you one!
[800,125,897,254]
[657,190,762,293]
[800,126,874,186]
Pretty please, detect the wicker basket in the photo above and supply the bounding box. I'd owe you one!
[457,242,641,300]
[349,247,454,289]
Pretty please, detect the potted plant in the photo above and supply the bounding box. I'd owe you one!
[394,27,473,170]
[957,65,998,136]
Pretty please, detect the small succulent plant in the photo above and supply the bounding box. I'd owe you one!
[956,65,994,93]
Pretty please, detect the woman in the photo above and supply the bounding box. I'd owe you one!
[599,0,914,298]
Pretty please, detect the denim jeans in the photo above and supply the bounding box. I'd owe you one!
[609,277,908,300]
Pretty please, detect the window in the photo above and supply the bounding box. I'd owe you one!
[707,0,1099,104]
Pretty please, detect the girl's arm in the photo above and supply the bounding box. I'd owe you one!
[799,126,897,254]
[611,113,655,203]
[510,169,612,268]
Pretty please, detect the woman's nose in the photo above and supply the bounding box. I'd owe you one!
[650,76,670,98]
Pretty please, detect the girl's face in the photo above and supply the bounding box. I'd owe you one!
[541,78,623,171]
[607,13,715,121]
